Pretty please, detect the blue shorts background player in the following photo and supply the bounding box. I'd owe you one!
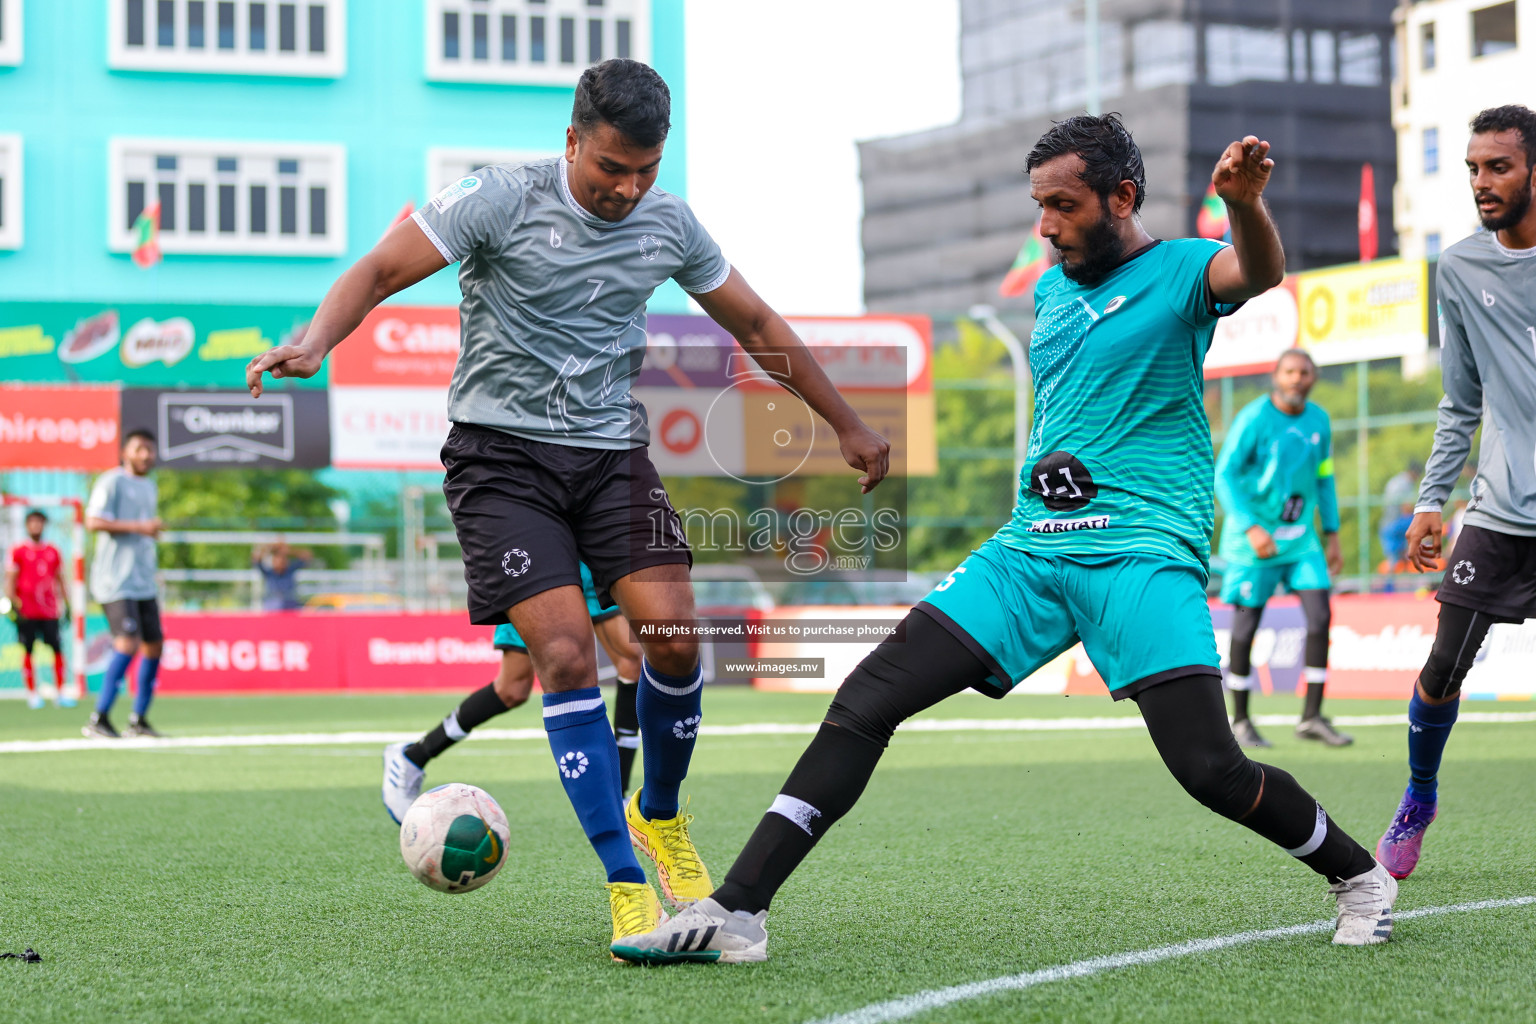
[382,564,644,822]
[1214,348,1351,748]
[615,115,1398,964]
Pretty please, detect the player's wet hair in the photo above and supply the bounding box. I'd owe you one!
[1026,113,1147,214]
[572,59,672,148]
[123,428,157,449]
[1470,104,1536,170]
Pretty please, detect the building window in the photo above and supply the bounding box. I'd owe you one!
[425,147,558,201]
[110,138,346,256]
[0,135,21,250]
[425,0,648,85]
[1132,21,1195,90]
[110,0,345,76]
[1423,127,1439,175]
[1425,232,1442,258]
[1205,24,1289,86]
[1338,32,1382,86]
[1472,2,1518,57]
[1311,29,1337,83]
[1420,22,1436,70]
[0,0,21,66]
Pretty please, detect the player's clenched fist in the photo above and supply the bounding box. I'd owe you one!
[1212,136,1274,208]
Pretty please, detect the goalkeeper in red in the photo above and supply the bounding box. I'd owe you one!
[5,509,71,709]
[614,115,1398,964]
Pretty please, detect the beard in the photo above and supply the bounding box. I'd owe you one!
[1056,211,1127,287]
[1478,185,1533,233]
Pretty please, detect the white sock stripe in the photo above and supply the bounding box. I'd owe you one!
[769,794,823,835]
[1304,667,1328,683]
[541,696,606,719]
[616,735,641,749]
[1226,673,1254,692]
[615,676,638,687]
[643,662,703,697]
[1284,803,1328,858]
[443,713,467,741]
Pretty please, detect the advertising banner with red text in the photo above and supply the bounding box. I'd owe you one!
[0,385,122,470]
[1053,592,1534,701]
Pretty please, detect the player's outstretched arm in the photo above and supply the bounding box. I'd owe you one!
[246,219,447,397]
[1206,136,1286,304]
[694,269,891,493]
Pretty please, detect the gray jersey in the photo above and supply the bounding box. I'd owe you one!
[411,158,731,449]
[87,467,160,602]
[1417,232,1536,536]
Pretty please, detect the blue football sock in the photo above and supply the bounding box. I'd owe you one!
[1406,690,1459,802]
[132,657,161,718]
[637,659,703,822]
[542,687,645,885]
[96,650,134,715]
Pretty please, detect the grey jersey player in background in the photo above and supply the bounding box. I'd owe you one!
[83,428,167,740]
[1376,105,1536,881]
[247,59,888,954]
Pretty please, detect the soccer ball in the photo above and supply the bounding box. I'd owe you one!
[398,783,510,893]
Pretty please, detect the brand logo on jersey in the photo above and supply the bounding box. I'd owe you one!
[557,750,589,778]
[1451,559,1476,585]
[1103,295,1127,314]
[1026,515,1110,534]
[549,227,562,249]
[638,234,661,261]
[1482,289,1496,307]
[501,548,531,577]
[673,715,701,740]
[429,174,482,213]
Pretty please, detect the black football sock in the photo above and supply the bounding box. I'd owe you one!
[1301,681,1325,721]
[1230,687,1251,722]
[1139,674,1375,883]
[612,676,640,796]
[713,723,885,914]
[404,683,511,768]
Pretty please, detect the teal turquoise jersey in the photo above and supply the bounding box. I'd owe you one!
[1215,395,1339,565]
[994,238,1239,571]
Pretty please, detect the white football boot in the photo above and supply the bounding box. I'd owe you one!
[610,896,768,964]
[1330,861,1397,945]
[382,742,425,824]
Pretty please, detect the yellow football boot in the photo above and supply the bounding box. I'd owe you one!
[625,790,714,908]
[606,881,666,956]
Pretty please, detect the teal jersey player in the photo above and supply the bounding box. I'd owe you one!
[1213,349,1351,750]
[1216,395,1340,569]
[993,237,1239,570]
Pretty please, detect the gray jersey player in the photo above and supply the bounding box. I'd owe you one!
[247,59,889,954]
[1377,104,1536,880]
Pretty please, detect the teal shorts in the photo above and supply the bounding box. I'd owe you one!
[918,538,1221,699]
[493,563,619,651]
[1218,549,1330,607]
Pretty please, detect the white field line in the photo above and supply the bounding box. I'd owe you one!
[810,896,1536,1024]
[1,711,1532,755]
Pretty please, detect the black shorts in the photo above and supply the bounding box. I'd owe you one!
[1438,524,1536,622]
[442,424,692,626]
[16,618,61,650]
[103,598,164,643]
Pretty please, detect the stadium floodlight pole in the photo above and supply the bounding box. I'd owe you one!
[1084,0,1101,115]
[968,304,1031,484]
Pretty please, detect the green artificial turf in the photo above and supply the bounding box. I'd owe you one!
[1,689,1532,1023]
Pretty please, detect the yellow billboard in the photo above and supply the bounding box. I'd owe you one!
[1296,258,1428,365]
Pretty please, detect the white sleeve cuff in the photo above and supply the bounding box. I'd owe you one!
[411,211,458,264]
[683,263,732,296]
[1412,503,1443,514]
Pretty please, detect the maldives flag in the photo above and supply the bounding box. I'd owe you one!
[999,218,1049,298]
[131,200,162,268]
[1196,183,1229,241]
[1358,162,1378,263]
